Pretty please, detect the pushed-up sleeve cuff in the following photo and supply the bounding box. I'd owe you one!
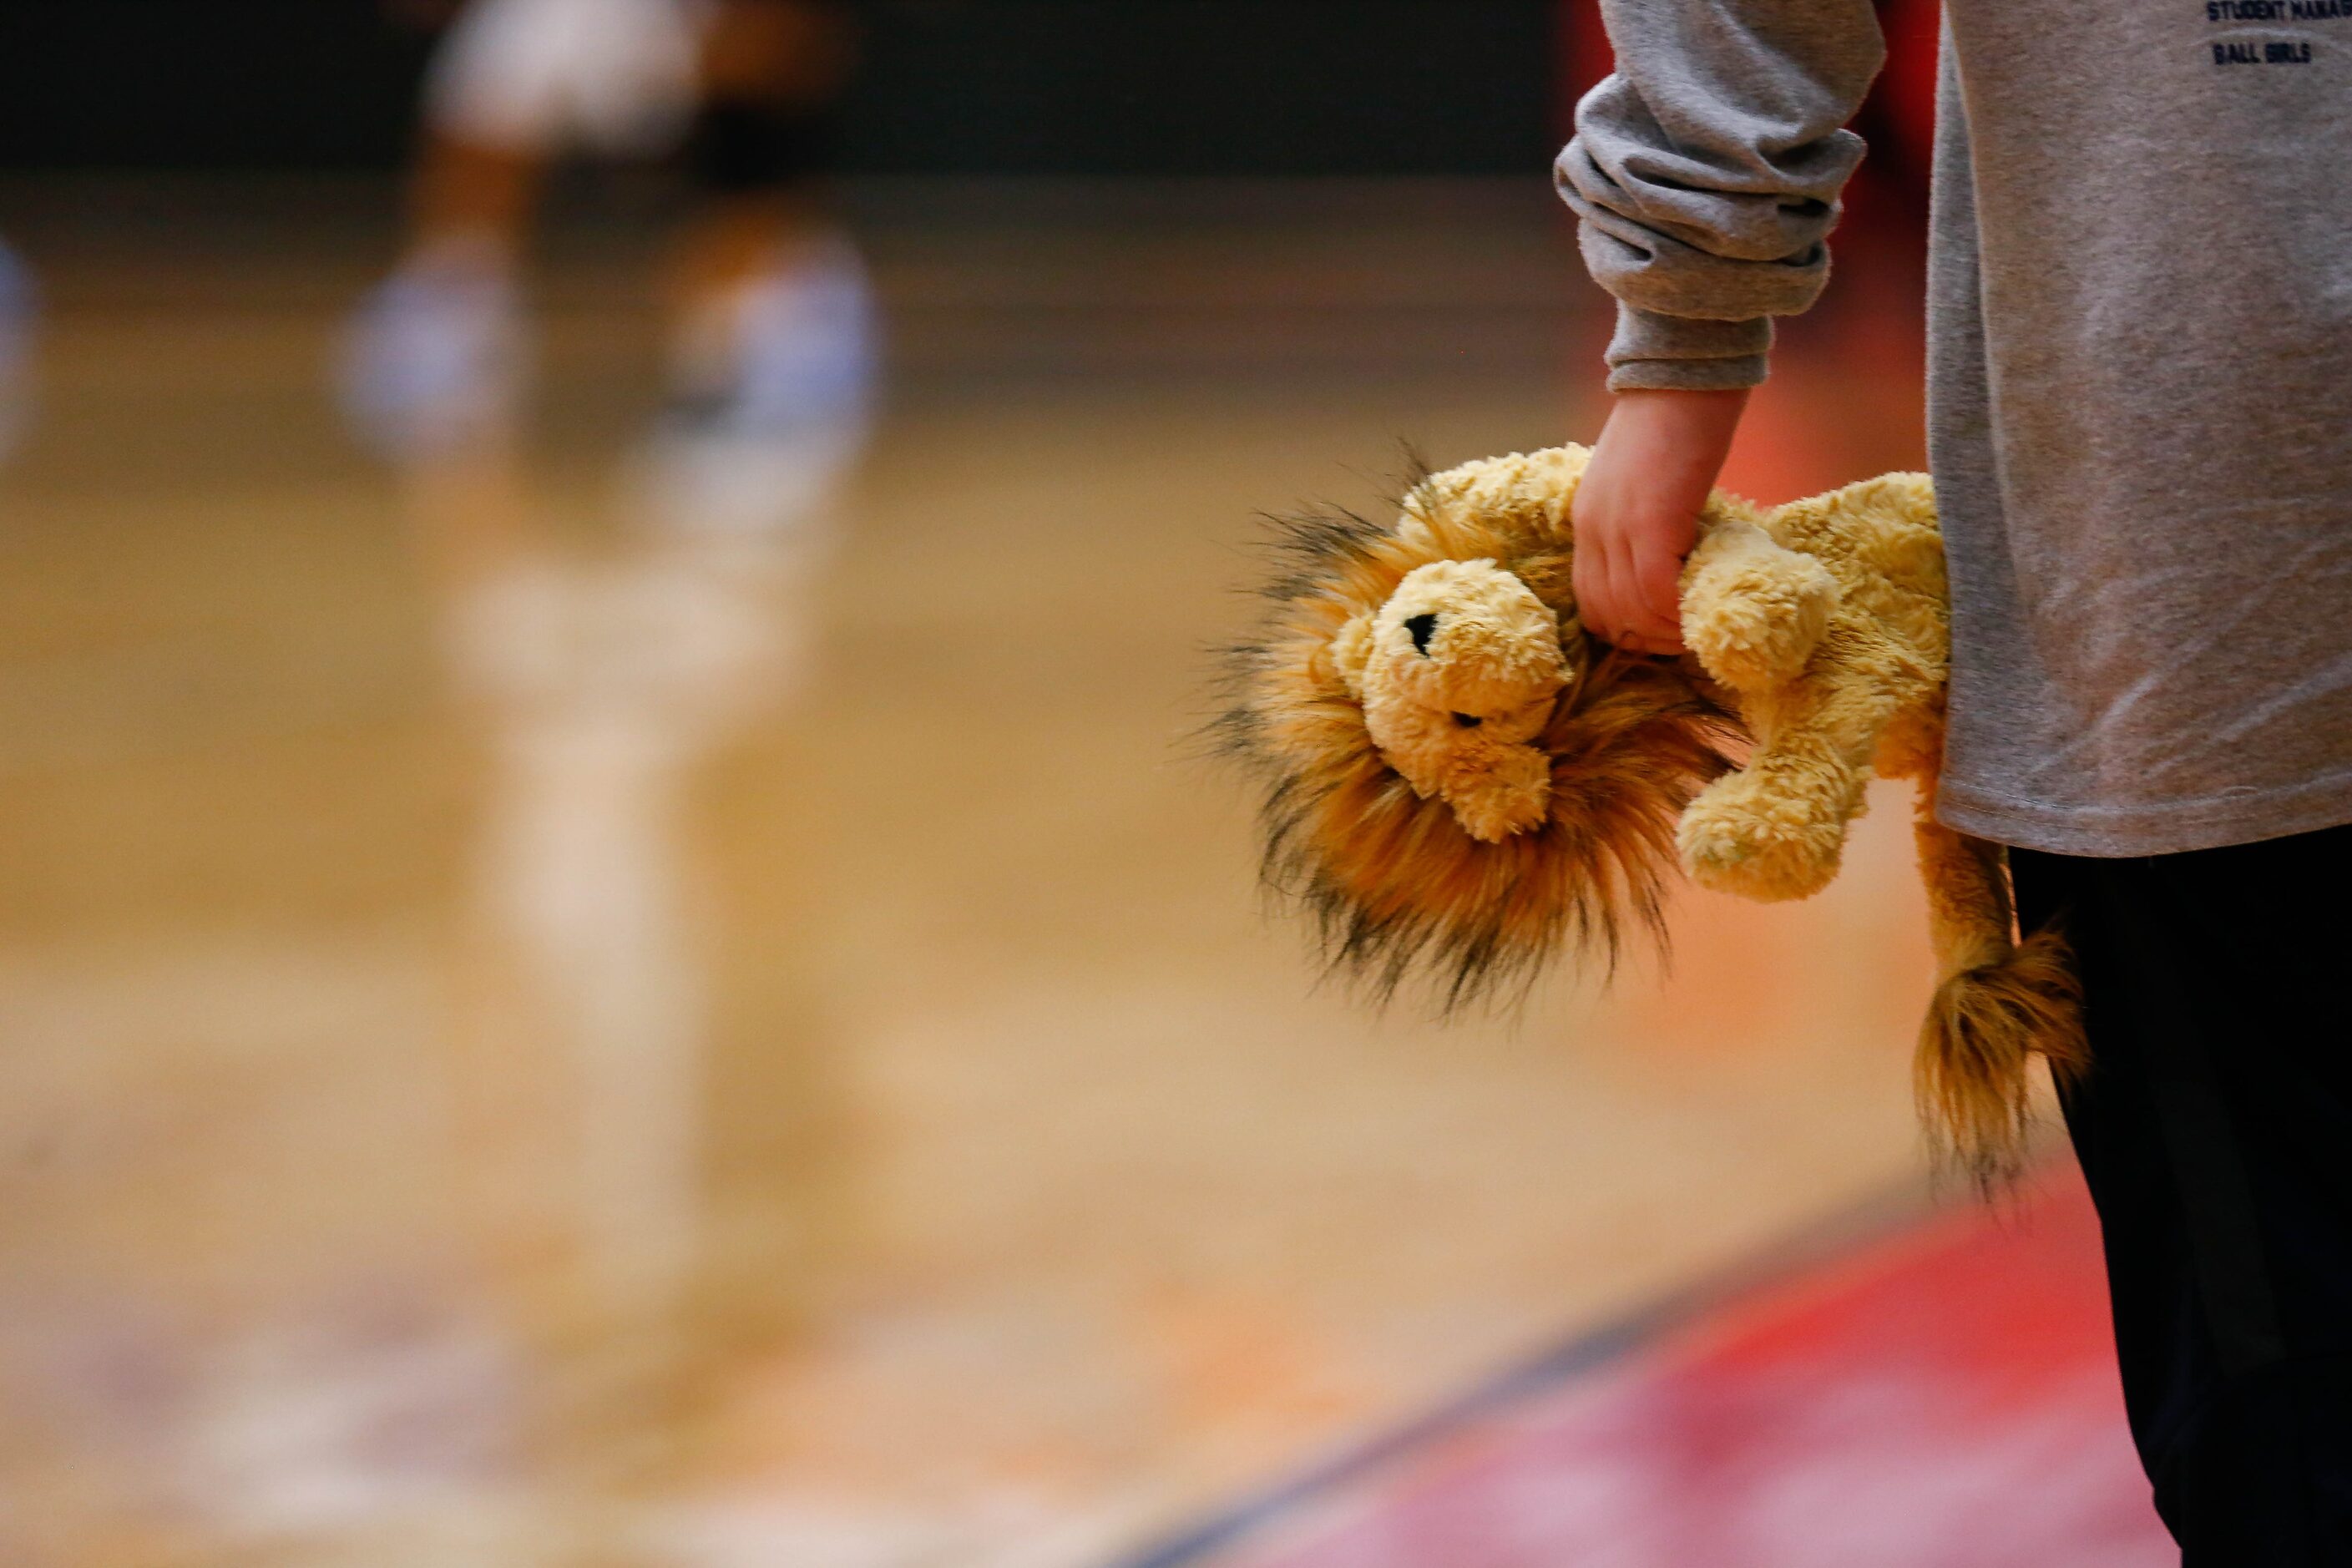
[1603,307,1772,392]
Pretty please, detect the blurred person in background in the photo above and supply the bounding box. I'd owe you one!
[1561,2,2352,1560]
[346,0,876,508]
[332,0,874,1500]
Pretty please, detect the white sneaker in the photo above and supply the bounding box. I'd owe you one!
[641,236,878,540]
[338,244,525,463]
[0,239,36,460]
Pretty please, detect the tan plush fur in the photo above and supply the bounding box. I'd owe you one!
[1216,444,2086,1183]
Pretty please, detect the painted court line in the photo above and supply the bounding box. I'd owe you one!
[1114,1168,2167,1568]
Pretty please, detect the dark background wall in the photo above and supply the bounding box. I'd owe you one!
[0,1,1564,175]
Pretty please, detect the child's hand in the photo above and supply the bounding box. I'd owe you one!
[1571,387,1749,656]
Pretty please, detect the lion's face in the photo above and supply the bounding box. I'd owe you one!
[1332,559,1572,842]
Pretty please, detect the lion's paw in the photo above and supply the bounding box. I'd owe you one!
[1682,552,1837,694]
[1675,771,1849,903]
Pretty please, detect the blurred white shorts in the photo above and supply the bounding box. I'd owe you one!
[424,0,716,158]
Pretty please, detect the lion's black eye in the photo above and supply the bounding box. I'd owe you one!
[1404,613,1438,655]
[1451,711,1482,728]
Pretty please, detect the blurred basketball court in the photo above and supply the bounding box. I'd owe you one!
[0,166,2168,1565]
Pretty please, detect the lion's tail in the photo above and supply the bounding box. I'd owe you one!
[1909,786,2088,1190]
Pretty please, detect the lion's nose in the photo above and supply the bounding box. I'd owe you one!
[1404,613,1438,655]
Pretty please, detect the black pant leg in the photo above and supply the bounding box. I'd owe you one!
[2011,827,2352,1564]
[2011,846,2222,1545]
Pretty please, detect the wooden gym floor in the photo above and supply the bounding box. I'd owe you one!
[0,176,2129,1566]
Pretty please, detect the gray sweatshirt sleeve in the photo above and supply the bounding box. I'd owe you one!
[1557,1,1884,392]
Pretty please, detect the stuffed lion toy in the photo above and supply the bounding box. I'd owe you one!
[1213,444,2086,1186]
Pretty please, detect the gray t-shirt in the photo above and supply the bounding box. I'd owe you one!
[1559,0,2352,857]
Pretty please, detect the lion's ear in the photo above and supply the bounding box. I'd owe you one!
[1325,613,1377,697]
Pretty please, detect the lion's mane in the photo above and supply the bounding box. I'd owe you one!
[1209,471,1742,1010]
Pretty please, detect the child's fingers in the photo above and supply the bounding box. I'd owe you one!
[1627,538,1687,650]
[1572,540,1621,645]
[1598,546,1648,649]
[1575,520,1682,652]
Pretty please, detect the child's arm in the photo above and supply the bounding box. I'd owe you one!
[1559,0,1884,651]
